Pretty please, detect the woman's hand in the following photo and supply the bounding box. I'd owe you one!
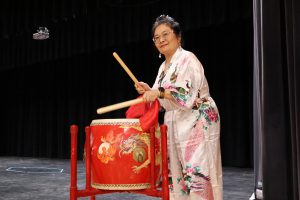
[143,90,160,102]
[135,81,151,94]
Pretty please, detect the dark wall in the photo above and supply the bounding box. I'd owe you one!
[0,0,253,167]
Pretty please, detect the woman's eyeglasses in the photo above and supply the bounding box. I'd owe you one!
[152,31,173,43]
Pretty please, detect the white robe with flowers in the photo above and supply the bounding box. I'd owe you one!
[152,48,223,200]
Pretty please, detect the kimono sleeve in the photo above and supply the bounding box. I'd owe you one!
[163,54,205,110]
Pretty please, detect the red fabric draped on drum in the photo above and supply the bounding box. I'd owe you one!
[126,96,160,132]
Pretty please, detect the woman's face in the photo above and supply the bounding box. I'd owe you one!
[153,24,181,57]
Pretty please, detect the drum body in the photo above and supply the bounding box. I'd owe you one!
[90,119,161,190]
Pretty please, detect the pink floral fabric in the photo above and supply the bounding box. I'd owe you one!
[152,48,223,200]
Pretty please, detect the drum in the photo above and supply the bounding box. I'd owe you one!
[90,118,161,190]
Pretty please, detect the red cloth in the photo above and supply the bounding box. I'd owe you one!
[126,96,160,132]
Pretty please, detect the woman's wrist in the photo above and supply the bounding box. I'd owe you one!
[158,87,165,99]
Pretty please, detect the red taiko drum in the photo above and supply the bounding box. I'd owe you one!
[90,119,161,190]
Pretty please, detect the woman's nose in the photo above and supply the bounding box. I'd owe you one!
[158,37,165,43]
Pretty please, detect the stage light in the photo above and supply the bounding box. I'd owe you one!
[33,27,49,40]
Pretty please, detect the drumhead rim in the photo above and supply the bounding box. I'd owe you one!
[91,118,139,125]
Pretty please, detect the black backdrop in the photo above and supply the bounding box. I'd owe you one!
[253,0,300,199]
[0,0,253,167]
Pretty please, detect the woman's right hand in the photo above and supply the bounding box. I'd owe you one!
[135,81,151,94]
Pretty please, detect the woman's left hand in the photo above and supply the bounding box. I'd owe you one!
[143,90,159,102]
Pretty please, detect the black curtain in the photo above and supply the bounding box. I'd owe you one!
[253,0,300,199]
[0,0,251,70]
[0,0,253,168]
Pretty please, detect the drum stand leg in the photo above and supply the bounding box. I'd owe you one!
[70,125,78,200]
[138,125,169,200]
[160,125,170,200]
[70,124,169,200]
[84,126,96,200]
[70,125,102,200]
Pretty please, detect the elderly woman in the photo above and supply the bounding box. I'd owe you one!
[136,15,223,200]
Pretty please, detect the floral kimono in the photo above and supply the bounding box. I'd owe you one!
[152,47,223,200]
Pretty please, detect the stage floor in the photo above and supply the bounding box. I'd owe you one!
[0,157,254,200]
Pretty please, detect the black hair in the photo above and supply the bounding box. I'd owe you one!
[151,15,182,39]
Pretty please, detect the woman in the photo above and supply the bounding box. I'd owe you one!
[135,15,222,200]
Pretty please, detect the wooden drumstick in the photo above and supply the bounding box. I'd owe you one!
[113,52,139,85]
[97,98,144,114]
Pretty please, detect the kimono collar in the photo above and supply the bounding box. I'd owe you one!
[168,46,183,66]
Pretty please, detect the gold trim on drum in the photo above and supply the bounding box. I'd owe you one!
[91,182,151,190]
[91,118,140,126]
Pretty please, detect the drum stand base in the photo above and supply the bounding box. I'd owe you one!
[70,124,169,200]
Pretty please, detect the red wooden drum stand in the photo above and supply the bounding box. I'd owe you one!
[70,124,169,200]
